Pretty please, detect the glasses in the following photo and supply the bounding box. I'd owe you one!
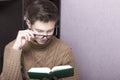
[28,27,54,39]
[33,34,53,39]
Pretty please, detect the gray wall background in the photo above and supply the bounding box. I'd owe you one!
[61,0,120,80]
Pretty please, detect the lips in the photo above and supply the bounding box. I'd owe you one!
[36,39,48,44]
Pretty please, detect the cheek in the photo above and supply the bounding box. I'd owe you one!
[49,29,55,34]
[50,31,54,35]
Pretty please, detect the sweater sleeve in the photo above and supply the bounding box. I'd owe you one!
[0,42,23,80]
[61,48,80,80]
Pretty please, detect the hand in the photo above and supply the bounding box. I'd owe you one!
[42,78,49,80]
[13,29,34,50]
[53,76,58,80]
[42,77,58,80]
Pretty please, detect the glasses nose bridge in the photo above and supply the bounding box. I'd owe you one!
[42,31,48,39]
[42,35,47,39]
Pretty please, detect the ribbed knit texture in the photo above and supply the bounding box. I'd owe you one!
[0,36,80,80]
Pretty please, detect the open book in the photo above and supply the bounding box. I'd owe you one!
[28,65,74,79]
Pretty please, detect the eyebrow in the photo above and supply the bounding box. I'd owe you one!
[35,29,44,32]
[47,28,54,32]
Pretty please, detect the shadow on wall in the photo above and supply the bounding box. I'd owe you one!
[0,0,22,74]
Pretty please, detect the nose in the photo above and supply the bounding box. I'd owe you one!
[42,35,48,39]
[42,32,48,39]
[43,32,48,36]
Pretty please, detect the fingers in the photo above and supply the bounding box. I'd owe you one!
[18,29,34,41]
[27,29,35,38]
[13,29,35,50]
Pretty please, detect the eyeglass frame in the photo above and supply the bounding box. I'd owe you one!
[27,20,59,39]
[28,26,55,39]
[33,33,53,39]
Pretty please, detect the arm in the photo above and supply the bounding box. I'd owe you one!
[61,48,80,80]
[0,29,35,80]
[0,41,22,80]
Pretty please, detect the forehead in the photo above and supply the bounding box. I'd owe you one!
[32,20,56,30]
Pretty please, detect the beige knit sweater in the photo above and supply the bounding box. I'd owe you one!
[0,36,80,80]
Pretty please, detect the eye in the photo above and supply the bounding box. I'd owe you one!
[47,29,54,33]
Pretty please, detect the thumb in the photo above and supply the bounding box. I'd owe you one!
[42,77,49,80]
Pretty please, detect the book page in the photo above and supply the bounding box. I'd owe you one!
[28,67,51,73]
[51,65,72,72]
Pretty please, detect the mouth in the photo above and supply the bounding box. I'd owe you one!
[35,38,48,44]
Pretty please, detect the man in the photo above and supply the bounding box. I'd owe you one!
[0,0,80,80]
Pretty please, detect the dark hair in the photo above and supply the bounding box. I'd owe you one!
[25,0,59,25]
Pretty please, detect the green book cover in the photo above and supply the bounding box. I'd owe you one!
[28,65,74,80]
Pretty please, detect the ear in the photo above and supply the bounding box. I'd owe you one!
[26,19,31,29]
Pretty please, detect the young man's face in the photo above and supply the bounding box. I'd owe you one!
[31,20,56,44]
